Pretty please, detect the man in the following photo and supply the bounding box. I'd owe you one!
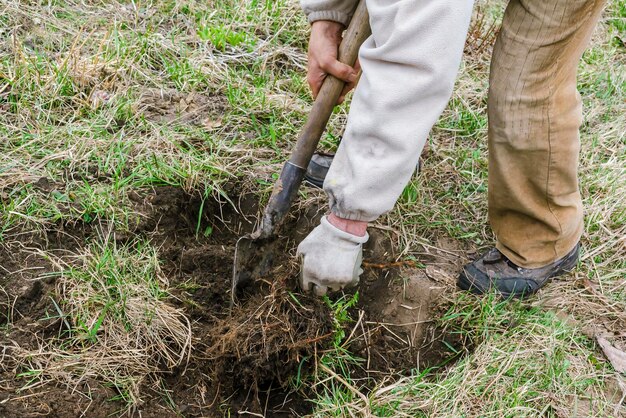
[297,0,607,298]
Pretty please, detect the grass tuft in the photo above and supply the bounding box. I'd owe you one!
[9,235,191,411]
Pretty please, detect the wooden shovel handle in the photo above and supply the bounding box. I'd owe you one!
[289,0,371,168]
[252,1,371,239]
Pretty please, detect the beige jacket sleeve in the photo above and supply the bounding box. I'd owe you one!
[323,0,474,222]
[300,0,358,26]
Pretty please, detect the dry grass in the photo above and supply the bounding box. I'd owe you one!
[4,236,192,410]
[309,2,626,416]
[0,0,308,233]
[0,0,624,416]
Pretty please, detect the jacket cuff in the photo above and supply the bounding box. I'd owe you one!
[329,208,377,223]
[321,216,369,244]
[307,10,351,26]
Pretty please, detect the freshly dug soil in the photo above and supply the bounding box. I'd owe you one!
[0,186,464,417]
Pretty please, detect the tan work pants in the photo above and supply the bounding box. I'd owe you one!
[309,0,606,268]
[489,0,607,267]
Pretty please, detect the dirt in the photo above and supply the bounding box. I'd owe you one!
[134,88,227,128]
[0,185,466,417]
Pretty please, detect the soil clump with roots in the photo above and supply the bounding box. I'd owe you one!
[0,186,461,417]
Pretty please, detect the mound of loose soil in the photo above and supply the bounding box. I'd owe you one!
[0,186,464,417]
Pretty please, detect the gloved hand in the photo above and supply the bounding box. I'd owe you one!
[297,216,369,296]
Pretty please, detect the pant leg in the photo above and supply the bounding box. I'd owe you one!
[324,0,474,222]
[488,0,607,268]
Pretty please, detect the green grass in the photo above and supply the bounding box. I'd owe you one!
[309,2,625,416]
[607,0,626,34]
[13,236,191,410]
[1,0,624,416]
[58,239,168,341]
[309,293,622,417]
[305,293,369,416]
[0,0,308,237]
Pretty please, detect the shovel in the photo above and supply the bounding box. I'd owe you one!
[231,1,371,304]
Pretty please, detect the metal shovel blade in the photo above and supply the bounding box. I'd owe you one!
[231,234,277,304]
[231,161,304,305]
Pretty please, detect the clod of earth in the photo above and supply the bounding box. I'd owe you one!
[0,187,462,417]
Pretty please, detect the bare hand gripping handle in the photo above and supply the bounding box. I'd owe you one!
[254,1,371,239]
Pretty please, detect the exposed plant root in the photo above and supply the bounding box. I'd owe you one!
[205,269,333,395]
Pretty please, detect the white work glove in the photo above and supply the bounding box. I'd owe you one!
[297,216,369,296]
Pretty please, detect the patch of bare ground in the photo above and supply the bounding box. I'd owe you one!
[352,235,469,378]
[0,186,468,417]
[133,88,228,127]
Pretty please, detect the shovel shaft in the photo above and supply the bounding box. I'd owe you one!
[256,1,371,238]
[290,0,371,168]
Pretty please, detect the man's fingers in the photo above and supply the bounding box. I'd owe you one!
[300,274,328,297]
[308,58,359,103]
[337,67,361,104]
[307,70,325,98]
[320,58,358,84]
[308,80,321,99]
